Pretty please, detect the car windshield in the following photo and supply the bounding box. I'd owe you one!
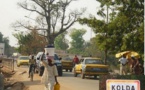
[85,59,103,64]
[19,56,29,60]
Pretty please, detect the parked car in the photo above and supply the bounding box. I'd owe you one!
[61,56,73,72]
[73,57,108,79]
[35,52,63,76]
[16,56,29,67]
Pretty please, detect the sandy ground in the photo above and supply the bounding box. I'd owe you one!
[2,67,69,90]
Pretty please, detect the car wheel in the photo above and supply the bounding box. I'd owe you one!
[74,71,77,77]
[81,72,85,79]
[73,68,77,77]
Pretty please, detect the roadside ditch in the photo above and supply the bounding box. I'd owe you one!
[0,67,28,90]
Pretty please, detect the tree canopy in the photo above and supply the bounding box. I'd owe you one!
[68,28,86,54]
[0,32,11,56]
[13,30,47,54]
[79,0,144,63]
[54,32,69,50]
[13,0,84,46]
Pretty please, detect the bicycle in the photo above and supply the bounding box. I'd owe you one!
[30,64,35,81]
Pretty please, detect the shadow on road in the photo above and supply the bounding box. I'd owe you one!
[61,72,99,80]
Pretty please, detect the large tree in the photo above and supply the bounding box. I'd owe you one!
[13,0,84,46]
[54,32,69,50]
[69,28,86,54]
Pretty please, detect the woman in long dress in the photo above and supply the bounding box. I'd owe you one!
[131,57,140,75]
[41,53,58,90]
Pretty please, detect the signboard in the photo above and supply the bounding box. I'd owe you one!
[106,79,140,90]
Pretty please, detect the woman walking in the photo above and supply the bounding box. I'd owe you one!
[131,56,141,75]
[41,52,58,90]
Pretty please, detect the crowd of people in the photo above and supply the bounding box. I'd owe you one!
[118,54,144,75]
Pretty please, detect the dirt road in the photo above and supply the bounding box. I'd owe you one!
[12,65,99,90]
[13,66,70,90]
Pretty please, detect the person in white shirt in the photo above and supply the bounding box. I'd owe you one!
[118,54,128,75]
[41,52,58,90]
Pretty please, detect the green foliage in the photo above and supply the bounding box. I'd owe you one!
[0,32,3,42]
[13,30,47,54]
[83,38,104,58]
[68,28,86,54]
[13,32,32,54]
[0,32,11,56]
[54,32,69,50]
[79,0,144,58]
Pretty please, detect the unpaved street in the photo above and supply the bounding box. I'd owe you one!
[13,64,99,90]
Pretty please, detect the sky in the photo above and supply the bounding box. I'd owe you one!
[0,0,100,47]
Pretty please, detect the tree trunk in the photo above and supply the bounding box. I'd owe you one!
[47,36,55,47]
[104,50,107,65]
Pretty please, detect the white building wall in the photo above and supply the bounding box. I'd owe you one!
[0,43,5,54]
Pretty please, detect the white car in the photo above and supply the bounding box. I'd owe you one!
[35,52,63,76]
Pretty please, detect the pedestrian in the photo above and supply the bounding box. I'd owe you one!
[131,56,140,75]
[28,55,36,78]
[46,52,50,60]
[118,54,128,75]
[73,55,79,66]
[41,52,58,90]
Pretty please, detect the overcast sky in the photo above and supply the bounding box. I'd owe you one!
[0,0,99,47]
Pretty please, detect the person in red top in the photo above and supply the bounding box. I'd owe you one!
[73,55,79,66]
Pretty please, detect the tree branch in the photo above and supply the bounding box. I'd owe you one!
[18,1,45,17]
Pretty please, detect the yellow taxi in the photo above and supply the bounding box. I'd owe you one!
[73,57,108,79]
[61,57,73,72]
[17,56,29,67]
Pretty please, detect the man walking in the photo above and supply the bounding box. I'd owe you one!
[118,54,128,75]
[41,52,58,90]
[73,55,79,67]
